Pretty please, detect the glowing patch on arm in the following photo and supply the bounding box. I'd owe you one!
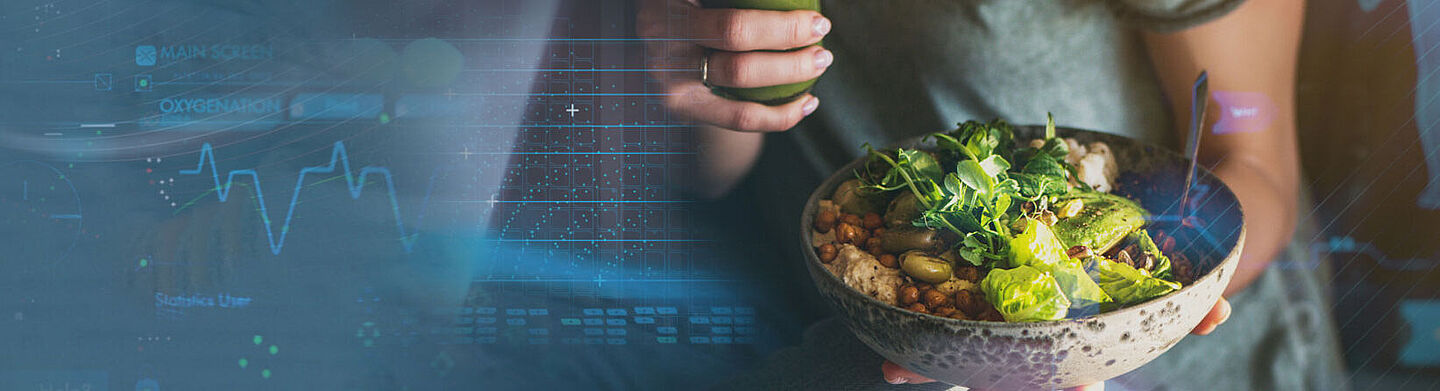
[1211,91,1276,135]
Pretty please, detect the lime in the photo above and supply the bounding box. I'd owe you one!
[702,0,822,105]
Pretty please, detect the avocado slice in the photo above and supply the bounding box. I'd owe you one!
[1049,192,1147,254]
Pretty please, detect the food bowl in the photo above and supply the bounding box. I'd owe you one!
[799,125,1244,389]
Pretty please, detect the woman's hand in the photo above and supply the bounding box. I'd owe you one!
[879,298,1233,387]
[637,0,831,132]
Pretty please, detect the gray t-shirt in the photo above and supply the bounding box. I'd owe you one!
[789,0,1246,171]
[724,0,1350,389]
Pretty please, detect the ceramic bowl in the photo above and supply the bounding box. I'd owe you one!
[800,125,1244,389]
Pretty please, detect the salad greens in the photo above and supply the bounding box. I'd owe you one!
[1008,219,1111,310]
[1084,256,1181,309]
[858,115,1184,322]
[982,265,1071,322]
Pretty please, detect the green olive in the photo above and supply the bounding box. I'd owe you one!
[884,192,922,228]
[832,179,885,215]
[881,228,941,253]
[900,251,954,284]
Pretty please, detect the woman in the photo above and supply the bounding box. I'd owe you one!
[639,0,1347,389]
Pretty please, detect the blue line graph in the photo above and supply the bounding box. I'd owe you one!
[179,142,430,255]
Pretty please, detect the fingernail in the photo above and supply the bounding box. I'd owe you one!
[1193,324,1215,336]
[813,17,831,37]
[814,49,833,69]
[802,97,819,116]
[886,375,909,385]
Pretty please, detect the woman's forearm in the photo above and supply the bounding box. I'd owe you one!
[1144,0,1306,294]
[1210,149,1300,295]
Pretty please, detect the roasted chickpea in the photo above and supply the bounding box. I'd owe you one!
[835,223,863,244]
[899,285,920,305]
[1067,245,1093,259]
[954,290,984,317]
[933,306,957,317]
[815,210,838,233]
[864,237,883,252]
[818,243,838,263]
[947,311,970,320]
[871,227,886,237]
[905,303,929,314]
[954,266,980,282]
[842,213,863,227]
[878,254,899,269]
[922,289,949,308]
[862,212,884,230]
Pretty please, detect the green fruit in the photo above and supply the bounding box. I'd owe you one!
[703,0,818,12]
[702,0,822,105]
[1050,192,1147,254]
[711,78,819,105]
[900,251,954,284]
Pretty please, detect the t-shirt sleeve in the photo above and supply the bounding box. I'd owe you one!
[1106,0,1247,32]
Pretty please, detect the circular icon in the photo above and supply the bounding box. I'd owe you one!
[0,161,82,263]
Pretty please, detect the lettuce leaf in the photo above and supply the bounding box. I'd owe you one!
[1084,256,1181,308]
[1007,219,1111,309]
[981,265,1071,322]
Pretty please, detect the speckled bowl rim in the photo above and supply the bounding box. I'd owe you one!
[799,125,1244,328]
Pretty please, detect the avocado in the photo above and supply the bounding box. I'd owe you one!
[702,0,818,13]
[701,0,822,105]
[1049,192,1147,254]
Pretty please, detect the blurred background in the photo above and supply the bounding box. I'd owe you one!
[1299,0,1440,389]
[0,0,1436,390]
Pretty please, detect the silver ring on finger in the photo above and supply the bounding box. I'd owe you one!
[700,52,711,87]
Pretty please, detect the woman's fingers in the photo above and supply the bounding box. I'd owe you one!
[705,46,832,88]
[881,361,934,385]
[1191,298,1232,335]
[666,82,817,131]
[639,0,829,131]
[690,8,828,51]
